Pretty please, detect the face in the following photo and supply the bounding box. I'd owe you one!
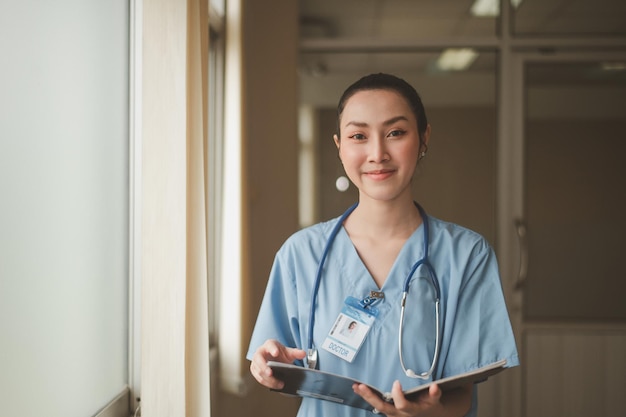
[334,89,430,204]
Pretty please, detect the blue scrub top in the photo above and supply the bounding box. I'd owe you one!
[247,211,519,417]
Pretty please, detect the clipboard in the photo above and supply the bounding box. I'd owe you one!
[268,359,508,412]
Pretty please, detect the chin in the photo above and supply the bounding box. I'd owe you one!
[360,192,406,203]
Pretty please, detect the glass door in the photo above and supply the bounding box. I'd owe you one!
[507,51,626,417]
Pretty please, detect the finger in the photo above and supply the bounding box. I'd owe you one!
[250,360,265,383]
[250,340,307,390]
[389,380,410,410]
[263,339,283,359]
[353,383,392,415]
[263,339,299,362]
[249,359,266,385]
[283,347,307,362]
[250,351,273,379]
[428,383,442,403]
[250,357,285,389]
[263,339,305,364]
[250,343,285,389]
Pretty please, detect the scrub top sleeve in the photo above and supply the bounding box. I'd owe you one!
[246,250,302,361]
[443,242,519,375]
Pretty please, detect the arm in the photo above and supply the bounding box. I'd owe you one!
[249,339,306,390]
[353,381,472,417]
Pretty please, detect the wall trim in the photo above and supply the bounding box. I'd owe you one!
[128,0,143,412]
[94,387,131,417]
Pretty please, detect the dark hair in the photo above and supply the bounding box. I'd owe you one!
[336,73,428,142]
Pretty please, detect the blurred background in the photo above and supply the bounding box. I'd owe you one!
[250,1,626,416]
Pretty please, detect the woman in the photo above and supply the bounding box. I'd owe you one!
[248,73,519,416]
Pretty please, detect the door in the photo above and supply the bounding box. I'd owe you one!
[504,52,626,417]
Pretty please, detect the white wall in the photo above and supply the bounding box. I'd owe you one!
[0,1,129,416]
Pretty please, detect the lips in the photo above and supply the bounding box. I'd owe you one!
[364,168,395,180]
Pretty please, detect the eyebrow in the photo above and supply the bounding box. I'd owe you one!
[344,115,410,129]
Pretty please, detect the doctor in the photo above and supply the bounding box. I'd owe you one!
[248,73,519,417]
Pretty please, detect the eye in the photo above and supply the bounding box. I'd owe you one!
[348,133,366,140]
[388,129,406,138]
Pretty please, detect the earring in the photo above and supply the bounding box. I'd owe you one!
[419,143,428,160]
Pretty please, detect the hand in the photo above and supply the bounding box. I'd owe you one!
[249,339,306,390]
[353,381,471,417]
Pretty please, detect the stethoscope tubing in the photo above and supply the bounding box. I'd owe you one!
[308,202,358,359]
[307,202,442,379]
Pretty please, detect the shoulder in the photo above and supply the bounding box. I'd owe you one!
[425,215,502,290]
[275,215,343,260]
[426,215,493,258]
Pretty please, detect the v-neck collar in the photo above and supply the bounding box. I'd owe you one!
[333,221,427,293]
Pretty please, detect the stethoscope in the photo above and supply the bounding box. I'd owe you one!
[307,202,442,380]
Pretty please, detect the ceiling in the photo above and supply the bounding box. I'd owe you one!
[299,0,626,41]
[300,0,495,40]
[297,0,626,107]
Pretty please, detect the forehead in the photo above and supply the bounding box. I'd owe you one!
[341,89,415,123]
[343,89,411,113]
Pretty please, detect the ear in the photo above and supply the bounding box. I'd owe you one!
[421,124,432,152]
[333,134,340,150]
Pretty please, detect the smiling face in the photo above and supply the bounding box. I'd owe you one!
[335,88,430,204]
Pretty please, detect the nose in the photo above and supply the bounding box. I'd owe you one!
[368,135,390,163]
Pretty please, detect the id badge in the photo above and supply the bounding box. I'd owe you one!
[321,296,379,363]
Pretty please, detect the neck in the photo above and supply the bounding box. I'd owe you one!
[345,196,422,239]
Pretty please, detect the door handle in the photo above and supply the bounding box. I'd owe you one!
[514,218,528,290]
